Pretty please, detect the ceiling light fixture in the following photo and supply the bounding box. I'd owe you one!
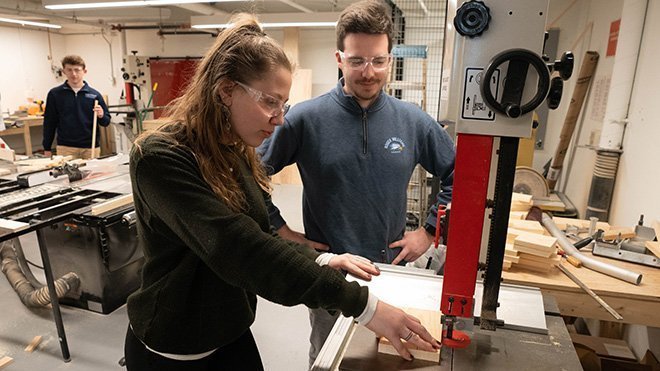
[192,21,337,29]
[0,17,62,29]
[44,0,241,10]
[191,12,340,29]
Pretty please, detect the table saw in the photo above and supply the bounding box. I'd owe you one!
[0,155,140,361]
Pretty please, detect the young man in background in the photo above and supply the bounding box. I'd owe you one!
[43,55,110,159]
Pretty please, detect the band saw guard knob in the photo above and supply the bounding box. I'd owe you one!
[454,0,491,38]
[480,48,551,118]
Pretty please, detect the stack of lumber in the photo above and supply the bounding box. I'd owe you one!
[503,203,560,272]
[510,192,532,212]
[509,233,560,272]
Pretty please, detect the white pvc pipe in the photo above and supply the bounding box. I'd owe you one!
[542,213,642,285]
[598,0,648,150]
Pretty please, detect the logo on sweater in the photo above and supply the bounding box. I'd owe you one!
[85,93,97,99]
[384,137,405,153]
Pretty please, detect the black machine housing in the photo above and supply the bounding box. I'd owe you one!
[36,203,143,314]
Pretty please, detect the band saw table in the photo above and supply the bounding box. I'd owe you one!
[312,265,581,370]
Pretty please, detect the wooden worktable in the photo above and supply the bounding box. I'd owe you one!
[502,252,660,327]
[0,116,43,156]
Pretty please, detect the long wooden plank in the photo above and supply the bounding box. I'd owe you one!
[547,51,600,190]
[90,194,133,216]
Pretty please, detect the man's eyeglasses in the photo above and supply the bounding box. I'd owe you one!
[235,81,290,117]
[338,51,392,72]
[64,67,84,74]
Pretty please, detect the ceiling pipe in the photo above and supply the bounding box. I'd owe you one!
[158,30,217,37]
[111,23,190,31]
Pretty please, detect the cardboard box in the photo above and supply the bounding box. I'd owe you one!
[571,333,660,371]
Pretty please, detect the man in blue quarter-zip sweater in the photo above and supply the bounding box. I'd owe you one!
[257,1,455,367]
[43,55,110,159]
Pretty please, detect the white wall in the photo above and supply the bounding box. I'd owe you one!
[609,0,660,226]
[0,25,65,152]
[0,26,65,111]
[298,29,338,97]
[539,0,622,215]
[541,0,659,226]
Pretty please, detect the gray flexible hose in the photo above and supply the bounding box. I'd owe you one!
[541,213,642,285]
[1,241,80,307]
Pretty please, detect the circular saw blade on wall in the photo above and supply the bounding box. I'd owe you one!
[514,166,549,197]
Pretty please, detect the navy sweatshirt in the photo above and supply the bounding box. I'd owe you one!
[258,79,455,263]
[43,81,111,151]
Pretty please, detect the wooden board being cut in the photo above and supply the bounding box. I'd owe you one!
[377,307,441,362]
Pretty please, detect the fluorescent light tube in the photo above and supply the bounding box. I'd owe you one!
[191,12,341,29]
[0,17,61,29]
[192,21,337,29]
[45,0,239,10]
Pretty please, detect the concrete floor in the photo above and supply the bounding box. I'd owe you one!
[0,184,311,370]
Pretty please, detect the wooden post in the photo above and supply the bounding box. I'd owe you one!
[547,51,599,189]
[90,100,99,159]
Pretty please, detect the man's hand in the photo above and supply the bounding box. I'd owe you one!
[44,150,52,157]
[388,228,434,265]
[328,254,380,281]
[277,224,329,251]
[365,301,440,361]
[93,105,104,118]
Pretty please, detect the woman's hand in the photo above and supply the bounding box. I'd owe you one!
[365,301,440,361]
[328,254,380,281]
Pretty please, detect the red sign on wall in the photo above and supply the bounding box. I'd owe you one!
[607,19,620,57]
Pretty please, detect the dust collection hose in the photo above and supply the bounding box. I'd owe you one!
[0,241,80,307]
[541,213,642,285]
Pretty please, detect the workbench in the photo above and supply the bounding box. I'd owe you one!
[0,116,43,156]
[313,265,581,370]
[502,252,660,327]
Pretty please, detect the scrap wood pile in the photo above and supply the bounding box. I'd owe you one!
[502,193,622,272]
